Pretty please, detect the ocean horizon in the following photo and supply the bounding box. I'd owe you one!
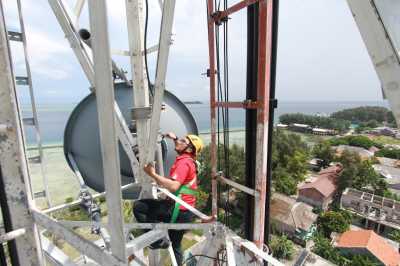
[21,100,389,145]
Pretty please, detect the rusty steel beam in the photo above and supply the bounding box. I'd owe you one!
[214,101,262,109]
[252,0,274,248]
[217,175,259,197]
[212,0,260,24]
[206,0,218,218]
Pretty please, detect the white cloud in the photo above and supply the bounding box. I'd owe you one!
[14,29,72,79]
[33,67,70,80]
[2,0,383,103]
[4,0,74,80]
[12,28,71,80]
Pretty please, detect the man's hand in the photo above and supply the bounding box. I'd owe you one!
[164,132,177,140]
[143,163,156,177]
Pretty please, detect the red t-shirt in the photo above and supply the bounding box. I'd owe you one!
[169,153,197,210]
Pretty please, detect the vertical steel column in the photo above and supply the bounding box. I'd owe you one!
[125,0,151,190]
[146,0,176,164]
[264,0,279,246]
[88,0,126,262]
[244,2,259,241]
[16,0,52,207]
[0,2,44,265]
[253,0,274,247]
[206,0,218,218]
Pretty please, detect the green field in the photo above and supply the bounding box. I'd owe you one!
[370,135,400,146]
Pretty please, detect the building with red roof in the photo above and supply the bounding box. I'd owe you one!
[333,229,400,266]
[298,164,342,210]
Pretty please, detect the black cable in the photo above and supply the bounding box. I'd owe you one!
[144,0,153,97]
[222,0,231,227]
[214,0,231,227]
[0,166,20,265]
[215,0,224,221]
[215,0,222,171]
[0,243,6,266]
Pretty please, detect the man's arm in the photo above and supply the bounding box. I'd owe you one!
[143,163,181,192]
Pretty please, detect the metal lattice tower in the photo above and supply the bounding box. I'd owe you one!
[0,0,327,265]
[7,0,52,207]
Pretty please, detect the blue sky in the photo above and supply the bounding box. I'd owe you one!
[3,0,383,104]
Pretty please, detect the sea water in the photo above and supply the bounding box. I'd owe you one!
[21,101,388,145]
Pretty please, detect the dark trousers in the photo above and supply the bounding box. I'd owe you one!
[133,199,194,266]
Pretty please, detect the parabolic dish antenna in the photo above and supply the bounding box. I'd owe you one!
[64,83,198,198]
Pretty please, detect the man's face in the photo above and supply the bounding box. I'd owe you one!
[175,137,191,154]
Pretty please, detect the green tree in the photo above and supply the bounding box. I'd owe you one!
[317,211,351,237]
[389,229,400,243]
[375,148,400,160]
[348,255,380,266]
[329,135,381,150]
[197,144,246,212]
[270,235,295,260]
[312,234,347,265]
[273,167,297,195]
[271,129,309,195]
[331,106,395,126]
[312,141,335,167]
[336,150,362,191]
[279,113,350,132]
[336,150,389,195]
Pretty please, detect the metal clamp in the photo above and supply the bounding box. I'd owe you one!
[131,106,152,120]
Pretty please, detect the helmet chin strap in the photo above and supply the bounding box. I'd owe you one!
[176,144,193,155]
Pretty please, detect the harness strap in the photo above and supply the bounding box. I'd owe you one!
[170,185,197,223]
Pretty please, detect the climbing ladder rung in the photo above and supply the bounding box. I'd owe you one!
[7,30,23,42]
[23,117,35,126]
[34,190,46,199]
[15,76,29,85]
[28,155,41,164]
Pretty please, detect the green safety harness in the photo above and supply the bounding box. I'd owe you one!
[170,184,198,223]
[170,158,201,223]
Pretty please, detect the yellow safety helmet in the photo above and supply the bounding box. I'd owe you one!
[186,134,204,156]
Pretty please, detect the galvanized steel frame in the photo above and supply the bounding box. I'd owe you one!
[15,0,52,207]
[346,0,400,127]
[32,208,122,266]
[145,0,176,167]
[88,0,126,261]
[0,0,284,264]
[48,0,141,180]
[125,0,152,190]
[0,2,44,264]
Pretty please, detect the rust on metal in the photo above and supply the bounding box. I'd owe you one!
[252,0,274,248]
[207,0,218,218]
[214,100,262,109]
[212,0,260,25]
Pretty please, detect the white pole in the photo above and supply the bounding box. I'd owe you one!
[88,0,126,261]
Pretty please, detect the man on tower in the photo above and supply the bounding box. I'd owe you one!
[133,132,204,265]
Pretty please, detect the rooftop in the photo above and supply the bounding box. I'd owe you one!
[334,230,400,266]
[299,164,342,198]
[270,193,317,231]
[373,162,400,193]
[292,123,310,128]
[333,145,374,158]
